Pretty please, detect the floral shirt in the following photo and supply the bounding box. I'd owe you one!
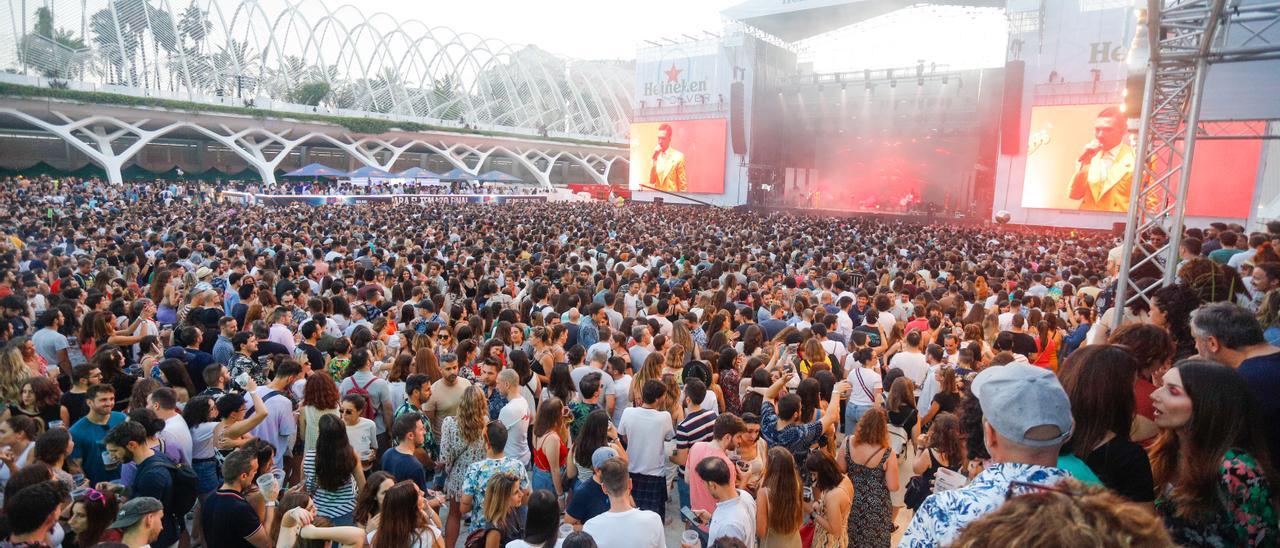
[440,416,486,498]
[484,386,508,421]
[1156,449,1279,547]
[229,353,269,385]
[461,456,531,529]
[568,401,600,440]
[759,401,824,465]
[901,462,1072,547]
[394,399,437,461]
[326,357,350,384]
[719,367,742,416]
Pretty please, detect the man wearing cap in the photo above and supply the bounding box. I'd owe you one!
[112,497,165,548]
[902,363,1073,547]
[565,445,625,529]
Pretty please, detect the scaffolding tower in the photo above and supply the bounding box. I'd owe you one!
[1113,0,1280,322]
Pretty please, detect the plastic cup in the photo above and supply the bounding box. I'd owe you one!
[558,524,573,539]
[681,530,701,548]
[255,471,280,497]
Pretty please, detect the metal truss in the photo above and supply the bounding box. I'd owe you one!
[1,0,633,139]
[0,108,628,187]
[1113,0,1280,322]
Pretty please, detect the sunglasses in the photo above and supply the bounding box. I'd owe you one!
[341,409,358,416]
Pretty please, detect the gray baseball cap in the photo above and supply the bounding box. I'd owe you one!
[591,446,618,470]
[971,364,1073,448]
[109,496,163,530]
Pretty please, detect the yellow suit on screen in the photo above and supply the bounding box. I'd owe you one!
[1069,142,1134,212]
[649,149,688,192]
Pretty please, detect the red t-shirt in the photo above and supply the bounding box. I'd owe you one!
[1133,377,1157,420]
[687,441,735,523]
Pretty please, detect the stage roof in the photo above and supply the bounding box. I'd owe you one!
[722,0,1007,42]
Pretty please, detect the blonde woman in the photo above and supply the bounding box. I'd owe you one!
[0,342,28,404]
[440,385,487,548]
[630,353,663,407]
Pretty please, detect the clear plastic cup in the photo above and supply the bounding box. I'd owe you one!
[255,469,283,497]
[681,529,701,548]
[558,524,573,539]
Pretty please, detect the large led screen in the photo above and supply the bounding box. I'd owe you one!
[629,118,727,194]
[1020,104,1260,217]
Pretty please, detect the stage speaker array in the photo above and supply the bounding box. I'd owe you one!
[1000,60,1025,156]
[731,81,746,155]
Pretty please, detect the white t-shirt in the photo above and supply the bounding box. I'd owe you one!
[582,508,666,548]
[847,368,883,406]
[878,311,897,335]
[345,418,378,462]
[611,374,633,425]
[161,413,193,466]
[617,407,674,476]
[997,312,1015,333]
[570,366,616,402]
[498,397,532,465]
[889,352,930,388]
[708,491,758,548]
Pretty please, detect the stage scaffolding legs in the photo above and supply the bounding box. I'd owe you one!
[1113,0,1280,326]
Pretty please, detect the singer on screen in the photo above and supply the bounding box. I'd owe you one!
[649,123,688,192]
[1068,107,1134,212]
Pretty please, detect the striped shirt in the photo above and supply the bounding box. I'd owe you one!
[303,451,357,520]
[674,409,716,479]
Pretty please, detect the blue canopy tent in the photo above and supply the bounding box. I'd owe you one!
[438,167,474,181]
[397,167,441,180]
[282,163,347,178]
[477,170,523,183]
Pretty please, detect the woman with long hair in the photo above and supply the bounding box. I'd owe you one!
[32,426,75,488]
[91,344,134,411]
[532,397,570,498]
[1058,344,1154,502]
[630,353,663,406]
[304,413,366,526]
[1149,283,1201,361]
[1108,324,1176,444]
[507,489,561,548]
[67,488,121,547]
[412,328,444,382]
[907,412,966,511]
[300,372,341,456]
[508,349,540,409]
[156,359,196,403]
[806,450,854,548]
[10,376,68,430]
[135,335,163,373]
[1029,316,1063,372]
[917,367,960,435]
[354,471,394,532]
[540,361,576,404]
[718,348,744,416]
[440,385,487,548]
[528,326,555,385]
[478,473,525,547]
[838,407,900,548]
[0,415,38,483]
[0,340,32,403]
[1149,360,1279,545]
[756,446,805,547]
[369,480,444,547]
[571,409,628,481]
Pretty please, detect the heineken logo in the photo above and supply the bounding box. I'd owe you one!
[643,64,709,97]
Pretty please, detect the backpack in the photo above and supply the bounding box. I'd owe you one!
[347,376,379,421]
[152,460,200,517]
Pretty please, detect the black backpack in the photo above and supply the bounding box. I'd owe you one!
[155,460,200,517]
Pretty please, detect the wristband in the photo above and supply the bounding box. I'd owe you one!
[265,501,277,507]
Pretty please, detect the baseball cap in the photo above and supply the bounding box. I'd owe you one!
[591,446,618,470]
[109,496,163,529]
[971,364,1072,448]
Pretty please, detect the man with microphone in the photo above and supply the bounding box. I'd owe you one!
[1068,107,1134,212]
[649,123,688,192]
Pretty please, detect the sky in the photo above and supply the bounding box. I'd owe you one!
[362,0,740,60]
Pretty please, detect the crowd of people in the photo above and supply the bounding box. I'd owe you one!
[236,180,544,197]
[0,173,1277,548]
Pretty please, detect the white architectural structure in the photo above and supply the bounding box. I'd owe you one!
[0,0,633,139]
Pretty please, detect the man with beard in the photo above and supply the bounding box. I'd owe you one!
[424,353,472,436]
[685,414,747,526]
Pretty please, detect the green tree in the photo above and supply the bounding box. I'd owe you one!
[288,81,331,106]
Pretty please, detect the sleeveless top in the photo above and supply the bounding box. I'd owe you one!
[532,433,568,472]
